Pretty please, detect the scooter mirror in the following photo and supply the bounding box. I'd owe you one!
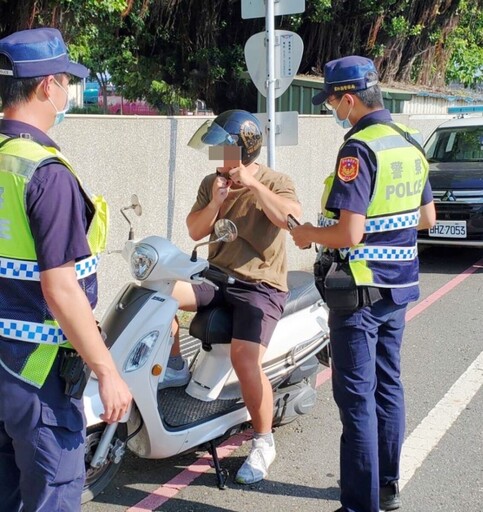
[190,220,238,262]
[214,219,237,242]
[120,195,143,240]
[131,194,143,217]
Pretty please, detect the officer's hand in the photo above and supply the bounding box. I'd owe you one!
[98,372,132,424]
[290,223,315,250]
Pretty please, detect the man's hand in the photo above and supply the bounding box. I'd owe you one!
[212,171,232,205]
[228,164,257,189]
[97,371,132,424]
[290,223,315,250]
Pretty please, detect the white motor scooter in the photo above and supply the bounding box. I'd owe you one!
[82,196,330,503]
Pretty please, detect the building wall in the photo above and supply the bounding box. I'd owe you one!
[400,95,480,115]
[254,76,483,116]
[26,113,447,315]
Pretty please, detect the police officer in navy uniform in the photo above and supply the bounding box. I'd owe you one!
[290,56,436,512]
[0,28,131,511]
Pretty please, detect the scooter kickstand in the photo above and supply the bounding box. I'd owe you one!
[208,440,228,489]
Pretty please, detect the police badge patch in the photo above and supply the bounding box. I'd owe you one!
[337,157,359,182]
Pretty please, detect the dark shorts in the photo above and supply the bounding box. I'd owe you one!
[193,278,288,347]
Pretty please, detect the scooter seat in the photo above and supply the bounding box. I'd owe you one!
[189,271,322,349]
[189,306,233,349]
[282,270,322,318]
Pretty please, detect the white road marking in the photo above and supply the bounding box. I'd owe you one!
[400,350,483,489]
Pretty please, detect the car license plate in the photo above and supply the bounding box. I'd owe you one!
[428,221,467,238]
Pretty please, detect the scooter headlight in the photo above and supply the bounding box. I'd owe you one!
[124,330,159,372]
[130,243,158,281]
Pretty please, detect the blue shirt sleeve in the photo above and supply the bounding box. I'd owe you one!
[421,179,433,206]
[325,141,375,217]
[26,162,92,271]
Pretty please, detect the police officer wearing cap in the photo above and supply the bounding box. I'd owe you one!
[0,28,131,511]
[290,56,436,512]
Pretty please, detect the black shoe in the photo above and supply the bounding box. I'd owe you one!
[380,481,401,511]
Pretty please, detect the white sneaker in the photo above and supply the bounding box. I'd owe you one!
[235,436,276,484]
[158,359,190,389]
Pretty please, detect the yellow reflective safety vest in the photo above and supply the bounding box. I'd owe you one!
[0,135,108,387]
[319,123,428,288]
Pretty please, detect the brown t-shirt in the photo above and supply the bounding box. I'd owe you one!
[190,164,299,292]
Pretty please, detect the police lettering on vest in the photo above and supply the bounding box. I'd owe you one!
[386,179,423,200]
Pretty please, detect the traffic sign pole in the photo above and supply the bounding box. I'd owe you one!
[266,0,276,168]
[243,0,305,164]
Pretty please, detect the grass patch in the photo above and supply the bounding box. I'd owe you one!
[178,310,195,328]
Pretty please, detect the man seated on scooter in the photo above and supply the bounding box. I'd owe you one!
[162,109,301,484]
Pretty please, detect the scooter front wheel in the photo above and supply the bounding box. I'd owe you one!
[82,422,128,504]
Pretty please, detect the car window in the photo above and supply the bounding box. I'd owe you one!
[425,126,483,163]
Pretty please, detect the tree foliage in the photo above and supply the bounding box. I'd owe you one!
[289,0,464,87]
[1,0,482,113]
[446,0,483,88]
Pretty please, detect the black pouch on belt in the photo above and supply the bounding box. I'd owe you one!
[323,261,360,312]
[58,350,91,399]
[313,248,335,301]
[58,322,106,399]
[324,261,383,313]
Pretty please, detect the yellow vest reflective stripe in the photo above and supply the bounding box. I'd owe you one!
[0,318,68,345]
[318,211,421,233]
[0,254,99,281]
[348,245,418,262]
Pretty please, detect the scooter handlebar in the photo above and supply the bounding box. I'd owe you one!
[201,267,236,285]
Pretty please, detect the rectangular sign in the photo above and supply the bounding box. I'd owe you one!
[242,0,305,19]
[254,111,299,146]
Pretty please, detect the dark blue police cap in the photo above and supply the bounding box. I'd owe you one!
[0,28,88,79]
[312,55,378,106]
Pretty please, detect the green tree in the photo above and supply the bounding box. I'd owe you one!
[292,0,462,87]
[2,0,483,112]
[446,0,483,88]
[0,0,192,113]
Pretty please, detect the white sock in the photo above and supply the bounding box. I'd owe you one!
[253,432,274,446]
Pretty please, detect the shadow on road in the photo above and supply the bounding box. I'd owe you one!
[87,451,341,510]
[418,246,483,275]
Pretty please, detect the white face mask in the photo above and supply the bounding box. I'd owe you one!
[332,97,353,129]
[47,78,69,126]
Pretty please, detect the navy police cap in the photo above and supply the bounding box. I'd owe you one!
[312,55,378,106]
[0,28,88,79]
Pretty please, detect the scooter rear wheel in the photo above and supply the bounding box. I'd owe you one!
[82,423,128,504]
